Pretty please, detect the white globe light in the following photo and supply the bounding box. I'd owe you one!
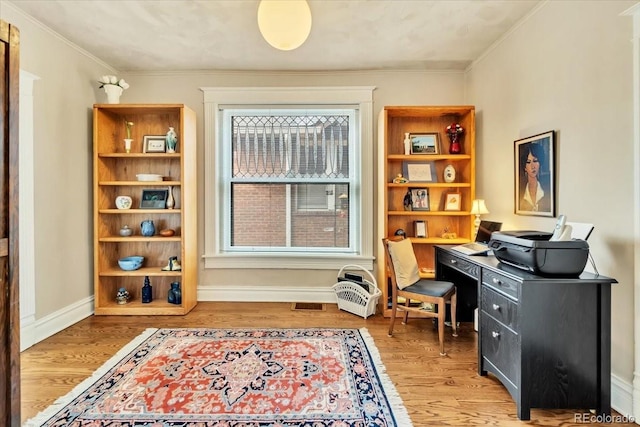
[257,0,312,51]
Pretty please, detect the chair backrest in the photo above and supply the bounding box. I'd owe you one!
[382,238,400,297]
[382,238,420,290]
[383,237,421,290]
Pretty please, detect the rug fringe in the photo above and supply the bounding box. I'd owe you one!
[23,327,159,427]
[359,327,414,427]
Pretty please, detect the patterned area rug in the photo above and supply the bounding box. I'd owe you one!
[25,328,413,426]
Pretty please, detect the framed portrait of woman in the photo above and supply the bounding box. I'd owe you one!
[514,131,556,217]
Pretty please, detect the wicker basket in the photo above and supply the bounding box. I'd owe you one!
[332,265,381,319]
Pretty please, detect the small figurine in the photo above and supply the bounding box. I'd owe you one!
[403,133,411,155]
[441,227,458,239]
[393,173,408,184]
[403,189,413,211]
[116,287,130,305]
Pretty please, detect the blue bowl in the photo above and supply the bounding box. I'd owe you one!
[118,256,144,271]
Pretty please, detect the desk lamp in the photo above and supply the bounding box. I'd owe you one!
[470,199,489,238]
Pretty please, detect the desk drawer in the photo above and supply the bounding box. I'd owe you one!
[481,285,518,331]
[439,251,480,278]
[481,314,520,387]
[482,270,519,300]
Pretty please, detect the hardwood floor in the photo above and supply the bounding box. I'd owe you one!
[21,302,625,426]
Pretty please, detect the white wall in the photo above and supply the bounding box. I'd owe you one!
[0,4,113,329]
[465,0,636,400]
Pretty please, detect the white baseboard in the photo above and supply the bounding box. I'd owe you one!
[612,373,635,421]
[19,315,36,351]
[197,285,338,303]
[20,296,94,351]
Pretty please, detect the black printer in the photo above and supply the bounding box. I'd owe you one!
[488,230,589,277]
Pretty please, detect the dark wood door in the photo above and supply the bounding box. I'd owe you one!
[0,19,20,426]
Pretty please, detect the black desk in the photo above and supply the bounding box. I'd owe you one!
[435,246,617,420]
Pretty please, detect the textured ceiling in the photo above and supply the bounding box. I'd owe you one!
[7,0,540,72]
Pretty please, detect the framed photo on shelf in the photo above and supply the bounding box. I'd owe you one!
[410,133,440,155]
[140,188,169,209]
[403,161,437,182]
[444,193,461,211]
[410,188,430,211]
[143,135,167,153]
[514,130,555,217]
[414,220,427,238]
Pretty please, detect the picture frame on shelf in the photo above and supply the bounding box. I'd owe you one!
[409,133,440,155]
[143,135,167,153]
[410,188,430,211]
[414,220,427,238]
[403,161,437,182]
[444,192,461,211]
[140,188,169,209]
[514,130,555,217]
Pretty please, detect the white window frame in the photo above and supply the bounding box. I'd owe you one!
[201,86,375,270]
[221,108,355,254]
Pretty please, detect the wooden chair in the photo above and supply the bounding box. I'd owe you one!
[382,237,458,356]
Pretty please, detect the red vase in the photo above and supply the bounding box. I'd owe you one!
[448,134,461,154]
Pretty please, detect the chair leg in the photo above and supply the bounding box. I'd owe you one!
[450,288,458,337]
[402,300,410,325]
[437,299,446,356]
[388,300,398,337]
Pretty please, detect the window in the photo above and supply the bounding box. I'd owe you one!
[225,111,352,251]
[202,87,375,269]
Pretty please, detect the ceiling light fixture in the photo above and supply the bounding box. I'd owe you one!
[257,0,312,51]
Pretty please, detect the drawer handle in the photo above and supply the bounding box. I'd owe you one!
[491,331,500,339]
[492,277,502,285]
[492,304,500,311]
[450,259,457,264]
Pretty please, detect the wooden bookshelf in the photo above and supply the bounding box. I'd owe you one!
[93,104,197,315]
[378,106,475,316]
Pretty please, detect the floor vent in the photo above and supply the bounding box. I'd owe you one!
[291,302,326,311]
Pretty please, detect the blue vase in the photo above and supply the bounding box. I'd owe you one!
[141,220,155,237]
[168,282,182,305]
[141,276,152,303]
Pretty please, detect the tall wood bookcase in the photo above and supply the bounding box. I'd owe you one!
[377,106,475,317]
[93,104,197,315]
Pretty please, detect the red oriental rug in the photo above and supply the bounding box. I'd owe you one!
[25,328,413,426]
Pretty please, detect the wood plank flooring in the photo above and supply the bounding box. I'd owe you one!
[20,302,626,426]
